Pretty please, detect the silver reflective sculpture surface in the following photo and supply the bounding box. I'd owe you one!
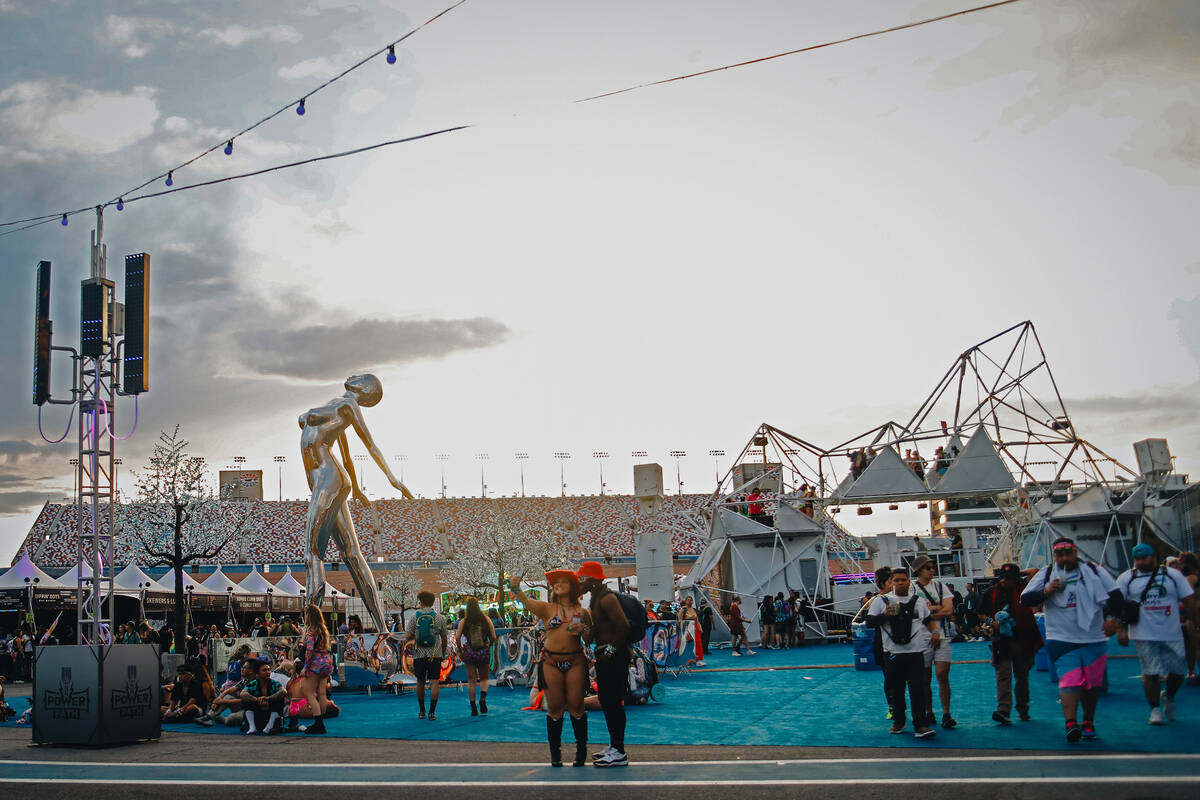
[300,373,413,632]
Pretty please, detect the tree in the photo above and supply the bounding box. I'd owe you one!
[122,426,237,653]
[379,565,421,625]
[441,510,580,620]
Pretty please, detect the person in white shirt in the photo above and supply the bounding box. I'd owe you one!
[1116,543,1197,725]
[911,554,956,729]
[1021,537,1121,743]
[866,567,941,739]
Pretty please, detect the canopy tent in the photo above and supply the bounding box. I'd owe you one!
[0,552,65,589]
[200,567,252,594]
[274,568,304,596]
[57,559,94,584]
[238,568,277,595]
[113,563,171,592]
[160,568,216,594]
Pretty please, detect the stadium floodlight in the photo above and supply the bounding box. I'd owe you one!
[514,452,529,497]
[353,454,368,492]
[669,450,687,495]
[274,456,287,501]
[394,454,408,485]
[709,449,725,486]
[554,452,571,496]
[592,451,609,495]
[435,453,450,498]
[475,453,490,498]
[631,450,648,459]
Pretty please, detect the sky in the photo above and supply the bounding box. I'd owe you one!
[1,0,1199,561]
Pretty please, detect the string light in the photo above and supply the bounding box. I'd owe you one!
[60,214,67,227]
[387,45,396,65]
[224,140,234,156]
[116,198,124,211]
[297,98,306,116]
[165,171,173,187]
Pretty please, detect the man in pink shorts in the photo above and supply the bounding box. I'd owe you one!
[1021,537,1122,743]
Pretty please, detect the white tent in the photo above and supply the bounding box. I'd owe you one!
[113,563,171,592]
[843,446,929,500]
[57,559,94,584]
[274,568,304,596]
[0,552,65,589]
[201,567,252,594]
[161,568,213,594]
[238,567,276,595]
[933,428,1017,495]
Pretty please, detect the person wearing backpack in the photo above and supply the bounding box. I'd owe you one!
[911,554,956,729]
[456,597,499,717]
[404,590,448,720]
[985,563,1041,725]
[578,561,634,768]
[866,567,940,739]
[1021,537,1122,743]
[1115,543,1196,726]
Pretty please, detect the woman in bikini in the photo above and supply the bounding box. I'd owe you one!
[456,597,498,716]
[508,569,592,767]
[300,603,332,735]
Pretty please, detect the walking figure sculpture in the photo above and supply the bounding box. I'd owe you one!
[300,373,413,633]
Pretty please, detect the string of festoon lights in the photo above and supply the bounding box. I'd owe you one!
[0,0,1023,239]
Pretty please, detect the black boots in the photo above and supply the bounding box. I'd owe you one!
[305,715,326,735]
[470,701,478,716]
[479,693,488,714]
[547,716,564,766]
[569,714,588,766]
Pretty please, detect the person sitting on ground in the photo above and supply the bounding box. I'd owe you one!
[195,653,257,726]
[161,664,206,722]
[239,656,287,734]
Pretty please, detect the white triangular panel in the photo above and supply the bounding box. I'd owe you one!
[830,474,854,500]
[1116,484,1146,516]
[933,428,1017,495]
[113,563,170,592]
[274,568,304,596]
[238,568,275,594]
[201,567,251,594]
[58,559,94,584]
[717,506,776,537]
[1050,485,1114,521]
[774,502,825,534]
[844,447,929,499]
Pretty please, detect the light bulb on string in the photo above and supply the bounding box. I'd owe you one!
[60,214,68,227]
[165,171,173,187]
[297,98,306,116]
[116,198,124,211]
[387,45,396,65]
[224,140,233,156]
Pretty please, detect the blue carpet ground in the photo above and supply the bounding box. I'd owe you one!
[19,640,1200,752]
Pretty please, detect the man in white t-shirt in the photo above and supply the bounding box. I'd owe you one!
[911,554,956,729]
[1021,537,1121,744]
[866,567,941,739]
[1116,543,1197,725]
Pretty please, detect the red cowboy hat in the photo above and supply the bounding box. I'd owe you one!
[576,561,606,581]
[544,569,580,588]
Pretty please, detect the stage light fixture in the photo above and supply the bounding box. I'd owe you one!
[387,45,396,64]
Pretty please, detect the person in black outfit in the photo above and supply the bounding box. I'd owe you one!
[697,598,714,654]
[239,657,286,734]
[578,561,630,767]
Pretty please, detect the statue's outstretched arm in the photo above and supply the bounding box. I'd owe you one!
[347,403,415,500]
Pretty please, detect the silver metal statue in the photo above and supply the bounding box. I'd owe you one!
[299,373,413,633]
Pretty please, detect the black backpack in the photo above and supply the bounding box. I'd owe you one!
[595,589,649,643]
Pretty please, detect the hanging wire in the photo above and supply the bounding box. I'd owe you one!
[37,403,77,444]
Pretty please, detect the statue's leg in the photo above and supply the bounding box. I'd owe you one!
[333,503,389,633]
[305,470,343,603]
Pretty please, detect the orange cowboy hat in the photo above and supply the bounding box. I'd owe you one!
[544,569,580,588]
[576,561,606,581]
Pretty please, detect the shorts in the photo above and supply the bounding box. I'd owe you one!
[924,639,952,666]
[1133,639,1187,678]
[288,698,307,717]
[413,657,442,682]
[1047,640,1107,693]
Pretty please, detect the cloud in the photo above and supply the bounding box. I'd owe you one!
[0,491,55,515]
[198,24,302,48]
[277,56,341,80]
[102,14,177,58]
[237,316,512,381]
[0,80,159,156]
[147,115,306,175]
[1170,295,1200,367]
[0,441,38,463]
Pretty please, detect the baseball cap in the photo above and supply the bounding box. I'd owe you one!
[1131,543,1154,558]
[997,563,1021,579]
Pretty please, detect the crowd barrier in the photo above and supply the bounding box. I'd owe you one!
[208,620,706,690]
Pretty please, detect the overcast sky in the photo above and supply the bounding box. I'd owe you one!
[2,0,1199,561]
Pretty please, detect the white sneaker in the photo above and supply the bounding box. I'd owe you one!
[1162,691,1176,722]
[594,749,628,768]
[695,660,707,667]
[745,649,756,655]
[731,651,742,657]
[591,745,615,761]
[1149,707,1165,726]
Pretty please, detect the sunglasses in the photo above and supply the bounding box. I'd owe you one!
[1053,548,1076,556]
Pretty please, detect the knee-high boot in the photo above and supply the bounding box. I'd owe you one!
[569,714,588,766]
[546,715,563,767]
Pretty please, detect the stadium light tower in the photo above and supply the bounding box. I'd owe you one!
[514,452,529,498]
[554,452,571,496]
[475,453,489,498]
[669,450,687,495]
[353,453,368,493]
[435,453,450,498]
[592,451,609,495]
[394,454,408,486]
[69,458,79,498]
[708,449,725,487]
[273,455,286,501]
[631,450,648,460]
[231,455,246,470]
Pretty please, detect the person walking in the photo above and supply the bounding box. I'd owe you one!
[456,597,498,717]
[985,563,1042,725]
[1115,543,1196,725]
[577,561,631,768]
[404,590,449,720]
[300,603,333,735]
[866,567,939,739]
[866,567,894,720]
[727,596,753,656]
[697,597,714,659]
[509,570,591,766]
[758,595,776,649]
[911,555,956,728]
[1021,537,1122,743]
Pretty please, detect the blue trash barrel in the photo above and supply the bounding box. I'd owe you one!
[852,623,879,671]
